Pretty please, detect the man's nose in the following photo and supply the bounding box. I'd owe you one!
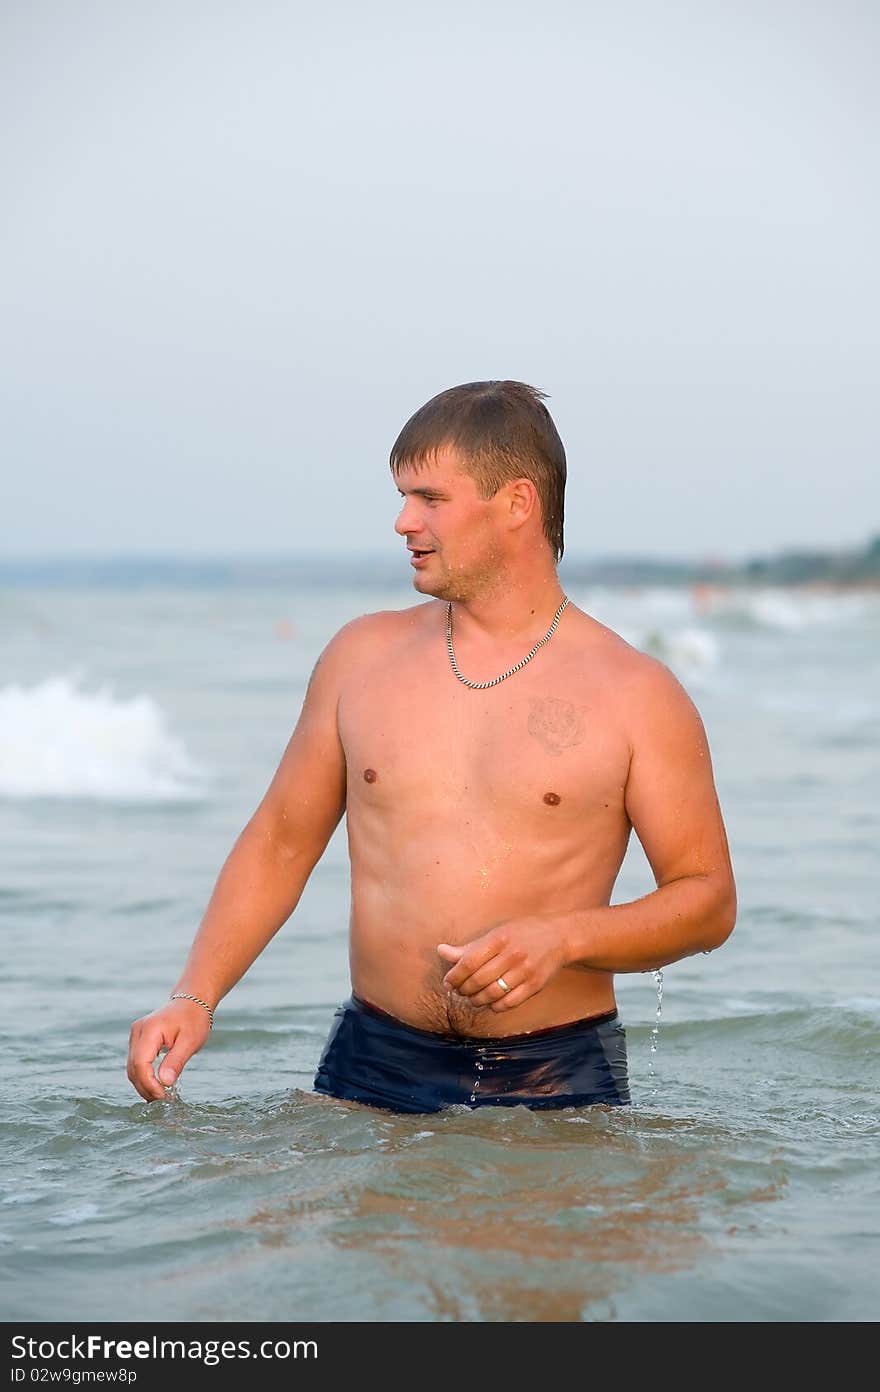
[394,500,424,537]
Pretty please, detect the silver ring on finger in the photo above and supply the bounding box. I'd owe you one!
[496,976,511,993]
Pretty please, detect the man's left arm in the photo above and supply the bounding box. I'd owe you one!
[558,657,737,975]
[439,658,737,1009]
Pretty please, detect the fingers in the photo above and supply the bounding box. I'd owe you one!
[156,1039,192,1089]
[448,957,515,1002]
[444,938,523,1000]
[127,1028,167,1101]
[127,1000,213,1101]
[440,922,562,1015]
[488,981,532,1012]
[436,943,463,964]
[441,932,509,992]
[444,944,537,1010]
[462,970,525,1009]
[447,966,534,1012]
[127,1019,192,1102]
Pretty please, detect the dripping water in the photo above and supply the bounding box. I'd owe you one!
[469,1047,486,1104]
[647,968,663,1095]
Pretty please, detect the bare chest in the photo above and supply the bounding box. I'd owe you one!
[338,645,631,826]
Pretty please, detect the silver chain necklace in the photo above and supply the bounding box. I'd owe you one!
[445,596,570,690]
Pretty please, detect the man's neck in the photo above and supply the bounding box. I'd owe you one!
[445,566,567,645]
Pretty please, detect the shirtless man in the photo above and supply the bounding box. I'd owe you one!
[127,380,737,1113]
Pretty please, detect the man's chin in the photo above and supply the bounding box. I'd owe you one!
[414,581,458,604]
[411,568,444,598]
[413,576,441,598]
[410,559,464,603]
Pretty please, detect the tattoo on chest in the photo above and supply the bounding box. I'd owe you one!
[527,697,586,756]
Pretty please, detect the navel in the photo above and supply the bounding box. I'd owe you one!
[363,768,378,783]
[543,791,561,806]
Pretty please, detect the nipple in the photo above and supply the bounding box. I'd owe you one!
[363,768,378,783]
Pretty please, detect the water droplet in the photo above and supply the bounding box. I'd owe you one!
[647,969,663,1097]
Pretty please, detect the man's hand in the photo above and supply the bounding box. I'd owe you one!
[437,918,566,1012]
[126,1000,212,1101]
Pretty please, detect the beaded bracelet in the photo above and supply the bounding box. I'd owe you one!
[170,992,214,1030]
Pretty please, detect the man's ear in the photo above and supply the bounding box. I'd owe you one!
[506,477,538,531]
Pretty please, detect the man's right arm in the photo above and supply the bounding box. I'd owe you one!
[126,615,365,1101]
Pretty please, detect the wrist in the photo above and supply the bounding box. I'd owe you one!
[549,908,590,969]
[169,992,215,1030]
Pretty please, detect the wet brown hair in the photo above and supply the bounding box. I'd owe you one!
[389,381,567,561]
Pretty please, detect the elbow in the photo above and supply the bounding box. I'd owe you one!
[703,878,737,951]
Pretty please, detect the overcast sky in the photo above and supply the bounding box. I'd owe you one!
[2,0,878,563]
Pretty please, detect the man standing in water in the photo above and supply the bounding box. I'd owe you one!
[127,381,736,1113]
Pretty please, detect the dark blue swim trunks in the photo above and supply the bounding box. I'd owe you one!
[313,992,630,1115]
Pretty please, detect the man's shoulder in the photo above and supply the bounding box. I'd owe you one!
[319,602,435,666]
[613,641,706,763]
[332,601,435,645]
[304,604,433,703]
[573,606,690,684]
[569,607,701,734]
[567,607,655,684]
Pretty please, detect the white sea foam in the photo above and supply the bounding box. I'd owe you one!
[48,1203,100,1226]
[636,588,694,619]
[688,585,877,631]
[0,673,208,801]
[836,997,880,1014]
[574,588,721,680]
[637,623,720,675]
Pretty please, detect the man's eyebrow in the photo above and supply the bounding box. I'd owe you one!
[396,485,448,498]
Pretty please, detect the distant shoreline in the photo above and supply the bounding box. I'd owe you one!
[1,534,878,589]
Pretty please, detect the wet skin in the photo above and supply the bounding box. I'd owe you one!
[125,448,734,1099]
[340,598,636,1037]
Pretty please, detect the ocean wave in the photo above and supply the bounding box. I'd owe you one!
[582,583,878,633]
[629,1002,880,1054]
[0,674,209,802]
[687,586,877,632]
[636,623,720,675]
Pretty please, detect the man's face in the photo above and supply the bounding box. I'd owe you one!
[393,445,504,601]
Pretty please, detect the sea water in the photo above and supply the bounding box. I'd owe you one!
[1,574,877,1321]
